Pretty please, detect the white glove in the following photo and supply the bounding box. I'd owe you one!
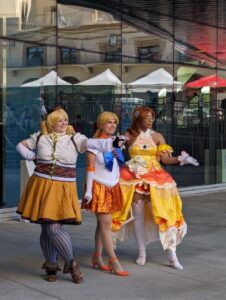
[84,171,94,204]
[178,151,199,166]
[16,142,36,161]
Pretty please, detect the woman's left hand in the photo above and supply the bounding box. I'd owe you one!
[178,151,199,166]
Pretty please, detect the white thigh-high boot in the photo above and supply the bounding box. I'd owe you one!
[132,201,146,265]
[167,249,183,270]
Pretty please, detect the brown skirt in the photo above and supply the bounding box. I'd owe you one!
[81,181,122,214]
[17,175,81,224]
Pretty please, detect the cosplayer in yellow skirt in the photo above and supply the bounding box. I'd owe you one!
[16,107,123,284]
[112,107,199,270]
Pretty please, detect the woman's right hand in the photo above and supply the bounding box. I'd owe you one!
[84,191,92,204]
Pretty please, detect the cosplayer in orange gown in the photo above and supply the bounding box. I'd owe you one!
[112,107,199,270]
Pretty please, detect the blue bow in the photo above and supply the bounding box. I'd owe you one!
[103,148,124,172]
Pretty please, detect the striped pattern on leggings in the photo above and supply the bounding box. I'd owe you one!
[40,223,74,265]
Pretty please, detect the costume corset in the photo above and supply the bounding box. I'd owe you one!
[34,160,76,182]
[128,145,161,171]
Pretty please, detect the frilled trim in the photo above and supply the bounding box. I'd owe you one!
[159,222,187,251]
[157,144,173,157]
[120,178,177,189]
[16,212,82,225]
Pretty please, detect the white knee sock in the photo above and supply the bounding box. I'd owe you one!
[167,249,183,270]
[132,201,146,265]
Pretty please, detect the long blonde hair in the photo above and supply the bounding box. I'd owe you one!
[40,108,75,135]
[94,111,119,137]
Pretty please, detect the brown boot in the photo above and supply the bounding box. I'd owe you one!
[63,259,83,283]
[41,262,61,282]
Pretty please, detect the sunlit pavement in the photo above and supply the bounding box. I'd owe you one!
[0,191,226,300]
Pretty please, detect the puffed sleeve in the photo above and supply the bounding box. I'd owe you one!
[73,134,115,154]
[72,133,88,153]
[157,144,173,158]
[86,138,113,153]
[86,148,99,156]
[26,131,41,150]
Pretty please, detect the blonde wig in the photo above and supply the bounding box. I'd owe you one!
[94,111,119,137]
[41,108,75,135]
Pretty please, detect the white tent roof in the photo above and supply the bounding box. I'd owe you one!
[129,68,183,90]
[76,69,121,86]
[21,70,71,87]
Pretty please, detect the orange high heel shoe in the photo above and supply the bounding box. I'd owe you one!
[108,257,129,276]
[91,253,110,271]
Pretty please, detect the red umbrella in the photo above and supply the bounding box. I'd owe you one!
[185,74,226,88]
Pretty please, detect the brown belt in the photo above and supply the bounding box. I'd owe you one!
[34,163,76,178]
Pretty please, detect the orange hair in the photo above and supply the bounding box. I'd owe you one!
[127,106,155,137]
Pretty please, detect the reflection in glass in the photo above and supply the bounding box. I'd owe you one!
[1,1,226,209]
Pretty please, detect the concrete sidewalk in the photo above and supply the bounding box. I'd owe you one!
[0,191,226,300]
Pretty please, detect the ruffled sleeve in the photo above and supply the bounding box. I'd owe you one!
[157,144,173,158]
[72,133,88,153]
[26,131,41,150]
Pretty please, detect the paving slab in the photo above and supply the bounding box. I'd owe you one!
[0,191,226,300]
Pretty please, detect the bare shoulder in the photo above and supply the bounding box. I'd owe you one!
[124,130,131,138]
[124,130,136,146]
[152,131,166,145]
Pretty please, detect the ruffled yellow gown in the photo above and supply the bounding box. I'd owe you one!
[112,138,187,250]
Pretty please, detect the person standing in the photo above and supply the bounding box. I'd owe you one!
[82,111,129,276]
[16,107,124,283]
[112,106,199,270]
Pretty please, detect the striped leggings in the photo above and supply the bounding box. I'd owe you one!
[40,223,74,266]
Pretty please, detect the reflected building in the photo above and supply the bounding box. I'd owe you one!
[1,0,226,212]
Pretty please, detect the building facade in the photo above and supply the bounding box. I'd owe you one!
[1,0,226,209]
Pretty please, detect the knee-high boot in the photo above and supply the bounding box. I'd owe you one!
[132,201,146,265]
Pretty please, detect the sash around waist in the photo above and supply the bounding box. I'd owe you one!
[34,162,76,181]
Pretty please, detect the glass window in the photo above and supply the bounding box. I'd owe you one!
[60,47,77,64]
[138,45,160,63]
[27,47,44,66]
[105,49,121,63]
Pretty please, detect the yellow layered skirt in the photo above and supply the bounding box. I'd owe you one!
[112,166,187,250]
[17,175,81,224]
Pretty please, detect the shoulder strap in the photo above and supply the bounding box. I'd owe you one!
[36,133,42,148]
[71,135,78,152]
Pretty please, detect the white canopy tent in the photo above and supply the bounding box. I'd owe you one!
[21,70,71,87]
[75,69,121,86]
[128,68,183,92]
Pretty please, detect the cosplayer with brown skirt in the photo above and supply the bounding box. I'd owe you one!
[16,107,124,283]
[82,111,128,276]
[112,106,199,270]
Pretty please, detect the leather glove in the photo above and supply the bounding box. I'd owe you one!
[84,171,94,204]
[178,151,199,166]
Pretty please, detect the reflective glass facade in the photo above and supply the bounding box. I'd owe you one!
[1,0,226,208]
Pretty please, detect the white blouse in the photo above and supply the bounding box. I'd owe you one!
[88,148,120,187]
[26,131,87,165]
